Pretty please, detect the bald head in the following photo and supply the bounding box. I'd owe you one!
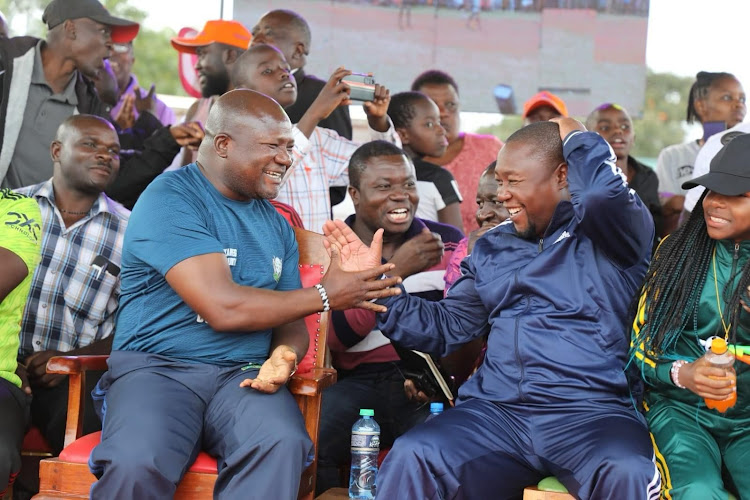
[263,9,311,47]
[55,114,115,142]
[505,121,565,168]
[201,88,289,153]
[51,114,120,195]
[198,89,295,201]
[251,9,311,70]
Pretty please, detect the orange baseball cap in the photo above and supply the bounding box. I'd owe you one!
[171,20,251,54]
[522,91,568,119]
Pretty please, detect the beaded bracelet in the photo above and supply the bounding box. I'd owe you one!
[314,283,330,312]
[670,360,688,389]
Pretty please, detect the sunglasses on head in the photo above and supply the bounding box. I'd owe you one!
[112,43,131,54]
[595,102,625,112]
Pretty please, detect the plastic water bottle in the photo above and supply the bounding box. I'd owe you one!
[703,337,737,413]
[426,402,444,421]
[349,409,380,499]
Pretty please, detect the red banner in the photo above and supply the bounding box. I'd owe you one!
[177,27,201,98]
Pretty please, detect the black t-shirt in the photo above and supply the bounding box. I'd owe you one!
[413,158,462,206]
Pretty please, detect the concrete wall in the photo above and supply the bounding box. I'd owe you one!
[234,1,648,117]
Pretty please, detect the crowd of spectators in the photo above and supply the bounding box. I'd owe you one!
[0,1,746,499]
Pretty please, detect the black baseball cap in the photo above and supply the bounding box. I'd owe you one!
[683,133,750,196]
[42,0,140,44]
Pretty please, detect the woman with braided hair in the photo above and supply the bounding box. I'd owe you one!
[631,133,750,499]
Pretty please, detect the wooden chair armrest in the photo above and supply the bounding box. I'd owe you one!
[46,355,110,375]
[45,355,109,448]
[289,368,337,397]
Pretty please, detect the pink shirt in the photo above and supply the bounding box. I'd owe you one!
[442,133,503,233]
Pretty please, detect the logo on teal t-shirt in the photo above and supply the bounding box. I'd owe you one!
[273,256,282,282]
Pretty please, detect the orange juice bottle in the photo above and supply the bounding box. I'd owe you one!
[704,338,737,413]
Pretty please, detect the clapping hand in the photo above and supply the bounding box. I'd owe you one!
[321,220,403,312]
[114,94,135,130]
[133,84,157,115]
[169,121,205,150]
[322,219,382,273]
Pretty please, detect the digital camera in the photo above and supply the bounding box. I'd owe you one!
[342,73,376,102]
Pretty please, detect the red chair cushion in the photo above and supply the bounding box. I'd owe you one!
[58,432,101,462]
[58,431,218,473]
[22,426,53,453]
[298,264,325,374]
[190,452,218,473]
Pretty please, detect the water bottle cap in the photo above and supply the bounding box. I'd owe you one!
[359,409,375,417]
[430,402,444,413]
[710,337,728,354]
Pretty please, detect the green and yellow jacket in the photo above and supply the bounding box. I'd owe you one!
[631,239,750,415]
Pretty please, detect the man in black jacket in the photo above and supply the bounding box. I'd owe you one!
[0,0,204,209]
[0,0,138,189]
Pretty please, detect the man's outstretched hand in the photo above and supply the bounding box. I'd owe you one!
[239,345,297,393]
[322,219,383,272]
[321,220,402,312]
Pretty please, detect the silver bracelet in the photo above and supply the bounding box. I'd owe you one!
[670,360,688,389]
[314,283,330,312]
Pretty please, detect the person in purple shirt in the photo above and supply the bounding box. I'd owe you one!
[108,41,176,129]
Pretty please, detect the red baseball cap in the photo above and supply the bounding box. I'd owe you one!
[43,0,139,44]
[522,91,569,119]
[171,20,251,54]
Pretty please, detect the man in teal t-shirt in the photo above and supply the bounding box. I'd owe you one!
[0,188,42,494]
[88,89,400,500]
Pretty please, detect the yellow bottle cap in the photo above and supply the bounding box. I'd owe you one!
[710,337,728,354]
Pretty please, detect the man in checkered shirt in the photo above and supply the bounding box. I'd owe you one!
[14,114,129,458]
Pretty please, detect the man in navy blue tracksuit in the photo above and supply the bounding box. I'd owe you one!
[323,118,661,500]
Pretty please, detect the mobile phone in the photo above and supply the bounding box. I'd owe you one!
[703,121,726,142]
[342,73,376,102]
[493,84,516,115]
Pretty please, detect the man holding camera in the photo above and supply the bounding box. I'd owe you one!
[250,9,356,210]
[231,43,399,233]
[251,9,352,140]
[315,140,463,495]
